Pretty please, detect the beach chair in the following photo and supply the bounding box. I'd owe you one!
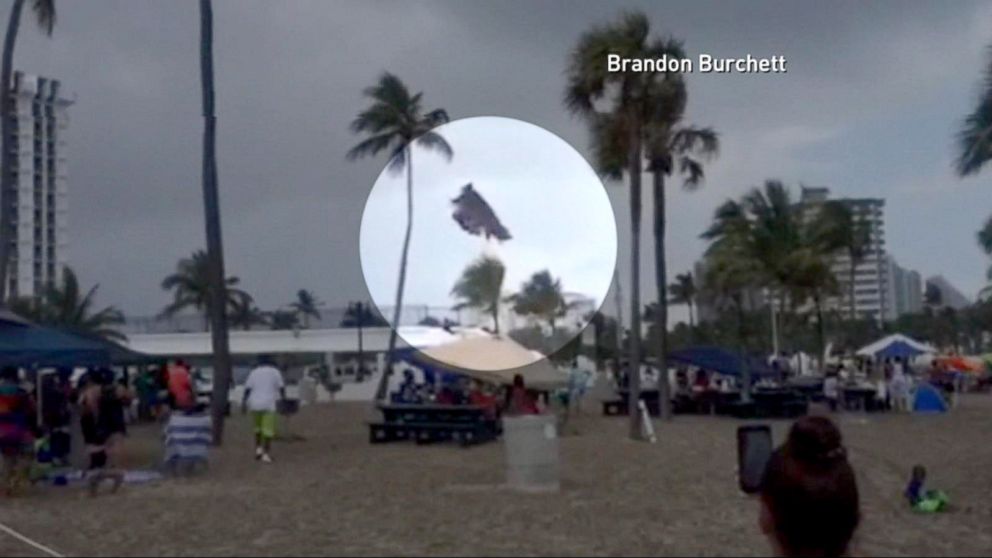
[163,411,212,476]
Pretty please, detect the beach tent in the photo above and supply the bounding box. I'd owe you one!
[401,334,566,391]
[0,320,110,368]
[667,347,777,378]
[875,340,927,360]
[913,383,948,413]
[856,334,935,358]
[68,331,158,366]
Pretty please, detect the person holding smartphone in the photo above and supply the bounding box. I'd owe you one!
[759,416,860,557]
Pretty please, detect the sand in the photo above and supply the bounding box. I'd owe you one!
[1,396,992,557]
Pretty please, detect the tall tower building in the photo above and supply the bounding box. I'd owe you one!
[800,187,888,323]
[4,72,71,298]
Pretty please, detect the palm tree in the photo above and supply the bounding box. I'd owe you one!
[510,270,568,332]
[642,59,718,420]
[347,72,452,401]
[0,0,55,303]
[268,309,299,331]
[290,289,322,328]
[451,255,505,334]
[668,272,698,329]
[699,236,763,401]
[160,250,247,331]
[566,11,673,439]
[340,302,388,328]
[703,180,806,350]
[195,0,234,444]
[814,201,871,321]
[956,45,992,292]
[9,266,125,341]
[956,44,992,177]
[227,292,267,331]
[786,249,838,367]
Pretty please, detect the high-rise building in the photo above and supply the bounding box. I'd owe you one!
[800,186,889,323]
[886,257,923,320]
[924,275,970,310]
[4,72,71,298]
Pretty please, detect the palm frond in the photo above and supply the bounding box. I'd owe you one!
[31,0,55,36]
[415,131,453,161]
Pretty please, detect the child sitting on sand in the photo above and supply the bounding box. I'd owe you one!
[905,465,949,513]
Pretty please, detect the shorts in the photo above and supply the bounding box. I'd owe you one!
[252,411,277,440]
[89,450,108,470]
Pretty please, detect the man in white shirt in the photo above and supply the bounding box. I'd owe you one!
[242,355,285,463]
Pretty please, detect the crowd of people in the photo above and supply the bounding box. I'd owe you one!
[821,355,970,413]
[392,368,541,418]
[0,358,213,496]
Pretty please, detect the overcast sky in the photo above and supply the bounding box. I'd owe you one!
[8,0,992,325]
[360,116,616,321]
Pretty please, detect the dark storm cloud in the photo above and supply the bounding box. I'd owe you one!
[7,0,991,321]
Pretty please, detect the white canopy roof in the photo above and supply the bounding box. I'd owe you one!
[856,334,936,357]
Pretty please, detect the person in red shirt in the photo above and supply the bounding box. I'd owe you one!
[504,374,539,416]
[468,380,498,419]
[167,359,195,411]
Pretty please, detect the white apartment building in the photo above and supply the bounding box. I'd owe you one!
[4,72,71,298]
[800,187,889,323]
[886,257,923,320]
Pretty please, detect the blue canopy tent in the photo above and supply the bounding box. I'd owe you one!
[874,340,926,360]
[668,346,776,378]
[0,319,111,368]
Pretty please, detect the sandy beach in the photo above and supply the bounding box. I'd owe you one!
[1,396,991,557]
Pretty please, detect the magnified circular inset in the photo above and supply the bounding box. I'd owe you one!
[359,116,617,374]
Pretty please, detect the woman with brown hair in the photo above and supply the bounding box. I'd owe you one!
[760,416,860,557]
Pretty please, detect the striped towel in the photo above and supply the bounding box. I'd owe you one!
[163,412,212,464]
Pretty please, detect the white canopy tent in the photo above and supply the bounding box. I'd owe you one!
[855,334,936,358]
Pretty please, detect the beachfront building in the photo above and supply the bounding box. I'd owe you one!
[924,275,971,310]
[886,257,924,320]
[800,187,889,323]
[3,72,72,298]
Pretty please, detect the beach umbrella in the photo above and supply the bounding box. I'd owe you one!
[403,335,566,390]
[935,355,985,374]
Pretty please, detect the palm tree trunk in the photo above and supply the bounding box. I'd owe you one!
[688,300,695,330]
[612,267,623,375]
[849,255,856,321]
[492,305,499,335]
[375,144,413,401]
[627,128,643,440]
[652,170,671,420]
[0,0,24,304]
[199,0,233,445]
[815,292,826,372]
[736,295,751,403]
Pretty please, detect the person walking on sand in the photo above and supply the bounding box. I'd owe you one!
[0,367,35,496]
[78,371,125,497]
[242,355,285,464]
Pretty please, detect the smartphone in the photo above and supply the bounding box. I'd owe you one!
[737,425,773,494]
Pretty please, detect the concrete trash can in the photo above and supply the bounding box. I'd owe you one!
[502,414,560,492]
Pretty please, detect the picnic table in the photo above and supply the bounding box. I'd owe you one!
[725,388,808,419]
[370,403,499,447]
